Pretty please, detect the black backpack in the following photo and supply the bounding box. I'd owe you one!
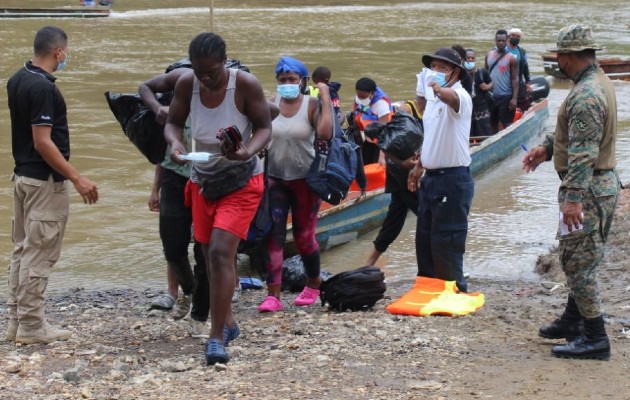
[319,266,386,311]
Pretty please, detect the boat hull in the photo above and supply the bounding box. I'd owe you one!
[0,7,110,18]
[470,98,549,176]
[284,189,392,257]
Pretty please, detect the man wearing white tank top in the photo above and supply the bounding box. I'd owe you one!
[164,32,272,365]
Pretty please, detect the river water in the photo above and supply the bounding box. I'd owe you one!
[1,0,629,293]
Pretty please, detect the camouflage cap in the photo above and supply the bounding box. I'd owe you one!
[547,24,603,53]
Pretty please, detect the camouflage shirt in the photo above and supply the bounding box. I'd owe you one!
[542,62,617,202]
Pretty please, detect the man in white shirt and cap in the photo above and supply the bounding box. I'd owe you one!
[408,47,474,293]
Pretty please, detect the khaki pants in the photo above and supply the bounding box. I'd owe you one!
[8,175,69,329]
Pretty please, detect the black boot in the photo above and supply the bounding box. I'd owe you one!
[539,295,584,340]
[551,315,610,360]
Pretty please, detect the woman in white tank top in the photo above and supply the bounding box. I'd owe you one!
[257,56,334,313]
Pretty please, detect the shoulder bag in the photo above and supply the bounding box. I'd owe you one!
[199,158,257,201]
[306,104,359,205]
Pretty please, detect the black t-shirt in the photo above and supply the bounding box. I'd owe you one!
[7,61,70,182]
[472,68,492,108]
[460,69,473,94]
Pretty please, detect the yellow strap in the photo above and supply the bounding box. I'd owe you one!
[405,100,423,120]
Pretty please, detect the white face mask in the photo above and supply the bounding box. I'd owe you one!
[355,95,371,106]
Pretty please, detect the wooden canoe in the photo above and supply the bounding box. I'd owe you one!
[285,98,550,254]
[0,7,110,18]
[542,53,630,81]
[470,98,549,176]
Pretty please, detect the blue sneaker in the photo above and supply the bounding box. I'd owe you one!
[205,338,229,365]
[223,322,240,346]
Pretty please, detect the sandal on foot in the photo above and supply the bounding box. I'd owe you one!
[258,296,283,313]
[231,286,242,303]
[294,287,320,306]
[205,338,229,365]
[150,294,175,310]
[223,322,240,346]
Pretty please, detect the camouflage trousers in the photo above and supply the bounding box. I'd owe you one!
[557,171,619,318]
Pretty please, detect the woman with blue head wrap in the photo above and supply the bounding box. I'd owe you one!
[257,56,334,312]
[275,56,309,77]
[274,56,309,98]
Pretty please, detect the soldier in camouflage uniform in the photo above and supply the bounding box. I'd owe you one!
[522,25,618,360]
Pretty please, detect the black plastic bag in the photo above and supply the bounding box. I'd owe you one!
[105,58,251,165]
[374,110,423,161]
[281,255,332,293]
[104,91,168,165]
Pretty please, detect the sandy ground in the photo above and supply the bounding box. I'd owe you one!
[1,190,629,400]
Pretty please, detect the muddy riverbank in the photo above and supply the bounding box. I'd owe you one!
[1,190,629,399]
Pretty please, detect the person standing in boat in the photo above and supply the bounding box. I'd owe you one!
[139,67,210,338]
[351,77,393,165]
[522,25,618,361]
[258,56,333,313]
[506,28,532,112]
[485,29,519,133]
[407,47,473,293]
[6,26,99,344]
[307,66,344,125]
[164,32,272,365]
[465,48,493,137]
[452,44,473,94]
[313,69,368,197]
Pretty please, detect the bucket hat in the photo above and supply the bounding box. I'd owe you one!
[422,47,465,79]
[547,24,603,53]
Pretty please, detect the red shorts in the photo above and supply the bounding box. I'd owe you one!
[185,174,264,244]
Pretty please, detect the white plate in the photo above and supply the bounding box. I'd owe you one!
[178,152,214,162]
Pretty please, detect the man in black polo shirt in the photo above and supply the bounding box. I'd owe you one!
[6,26,99,345]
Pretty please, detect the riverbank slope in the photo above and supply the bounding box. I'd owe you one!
[1,190,629,399]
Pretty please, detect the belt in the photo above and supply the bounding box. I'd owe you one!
[557,169,613,180]
[424,166,470,176]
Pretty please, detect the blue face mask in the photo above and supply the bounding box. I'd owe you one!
[431,71,448,87]
[464,61,475,70]
[56,50,69,72]
[277,84,300,99]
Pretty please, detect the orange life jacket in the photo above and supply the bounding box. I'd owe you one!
[386,276,485,316]
[349,163,386,192]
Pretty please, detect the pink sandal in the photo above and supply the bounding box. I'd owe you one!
[258,295,283,313]
[294,287,320,306]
